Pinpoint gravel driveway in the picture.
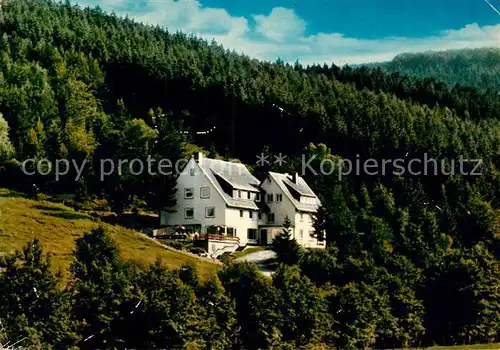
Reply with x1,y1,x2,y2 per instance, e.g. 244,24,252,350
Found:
234,249,277,277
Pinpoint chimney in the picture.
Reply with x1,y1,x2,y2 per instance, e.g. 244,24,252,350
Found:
196,152,203,163
293,172,299,184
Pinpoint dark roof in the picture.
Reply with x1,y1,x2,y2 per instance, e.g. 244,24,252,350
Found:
266,172,321,212
200,158,260,210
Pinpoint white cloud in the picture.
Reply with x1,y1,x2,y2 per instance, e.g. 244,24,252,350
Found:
132,0,249,38
253,7,306,42
74,0,500,65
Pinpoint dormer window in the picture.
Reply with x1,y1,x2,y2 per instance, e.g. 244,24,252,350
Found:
238,190,242,198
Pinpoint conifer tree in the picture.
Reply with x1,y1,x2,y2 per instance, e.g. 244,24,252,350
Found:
272,216,302,265
0,240,77,347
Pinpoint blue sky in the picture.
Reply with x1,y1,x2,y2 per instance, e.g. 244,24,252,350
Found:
76,0,500,65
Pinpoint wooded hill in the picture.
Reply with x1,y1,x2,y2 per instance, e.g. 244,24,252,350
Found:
0,0,499,348
367,48,500,92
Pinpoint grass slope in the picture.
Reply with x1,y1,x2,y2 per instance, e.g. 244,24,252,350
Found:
426,344,500,350
233,246,267,259
0,189,218,279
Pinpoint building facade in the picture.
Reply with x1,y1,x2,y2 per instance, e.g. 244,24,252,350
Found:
160,153,325,256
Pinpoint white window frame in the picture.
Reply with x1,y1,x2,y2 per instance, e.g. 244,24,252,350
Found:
184,188,194,199
185,208,194,219
268,213,275,223
205,207,215,218
200,187,210,199
276,194,283,202
247,228,257,240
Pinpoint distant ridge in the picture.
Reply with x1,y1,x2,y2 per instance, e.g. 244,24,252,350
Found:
361,48,500,92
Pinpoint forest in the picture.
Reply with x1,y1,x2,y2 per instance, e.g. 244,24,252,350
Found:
369,48,500,93
0,0,499,348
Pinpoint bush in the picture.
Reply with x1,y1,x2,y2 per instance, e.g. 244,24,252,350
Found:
189,247,207,255
169,241,186,251
219,252,233,265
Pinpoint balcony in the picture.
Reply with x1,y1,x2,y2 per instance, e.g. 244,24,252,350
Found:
198,234,240,243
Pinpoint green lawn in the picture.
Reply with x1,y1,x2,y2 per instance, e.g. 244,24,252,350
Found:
0,188,219,280
233,245,267,259
426,344,500,350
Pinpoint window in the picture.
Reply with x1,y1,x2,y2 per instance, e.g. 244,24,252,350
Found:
276,194,283,202
189,168,195,176
185,208,194,219
240,210,244,218
317,231,325,242
247,229,257,240
200,187,210,199
184,188,194,199
309,214,313,223
256,193,261,202
258,212,262,220
249,211,253,219
268,213,275,223
247,191,251,199
238,190,242,198
300,212,304,221
205,207,215,218
226,227,235,236
206,226,218,234
300,229,303,239
267,194,273,202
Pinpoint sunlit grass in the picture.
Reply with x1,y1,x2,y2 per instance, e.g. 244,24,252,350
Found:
233,246,267,259
0,188,219,280
425,344,500,350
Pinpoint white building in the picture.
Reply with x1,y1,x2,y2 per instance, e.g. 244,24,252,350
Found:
259,172,325,249
160,153,325,257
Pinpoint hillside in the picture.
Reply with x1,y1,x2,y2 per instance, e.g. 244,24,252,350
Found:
0,188,219,279
367,48,500,92
0,0,499,348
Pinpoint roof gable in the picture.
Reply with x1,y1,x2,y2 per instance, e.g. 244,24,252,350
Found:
197,157,260,210
264,172,321,212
